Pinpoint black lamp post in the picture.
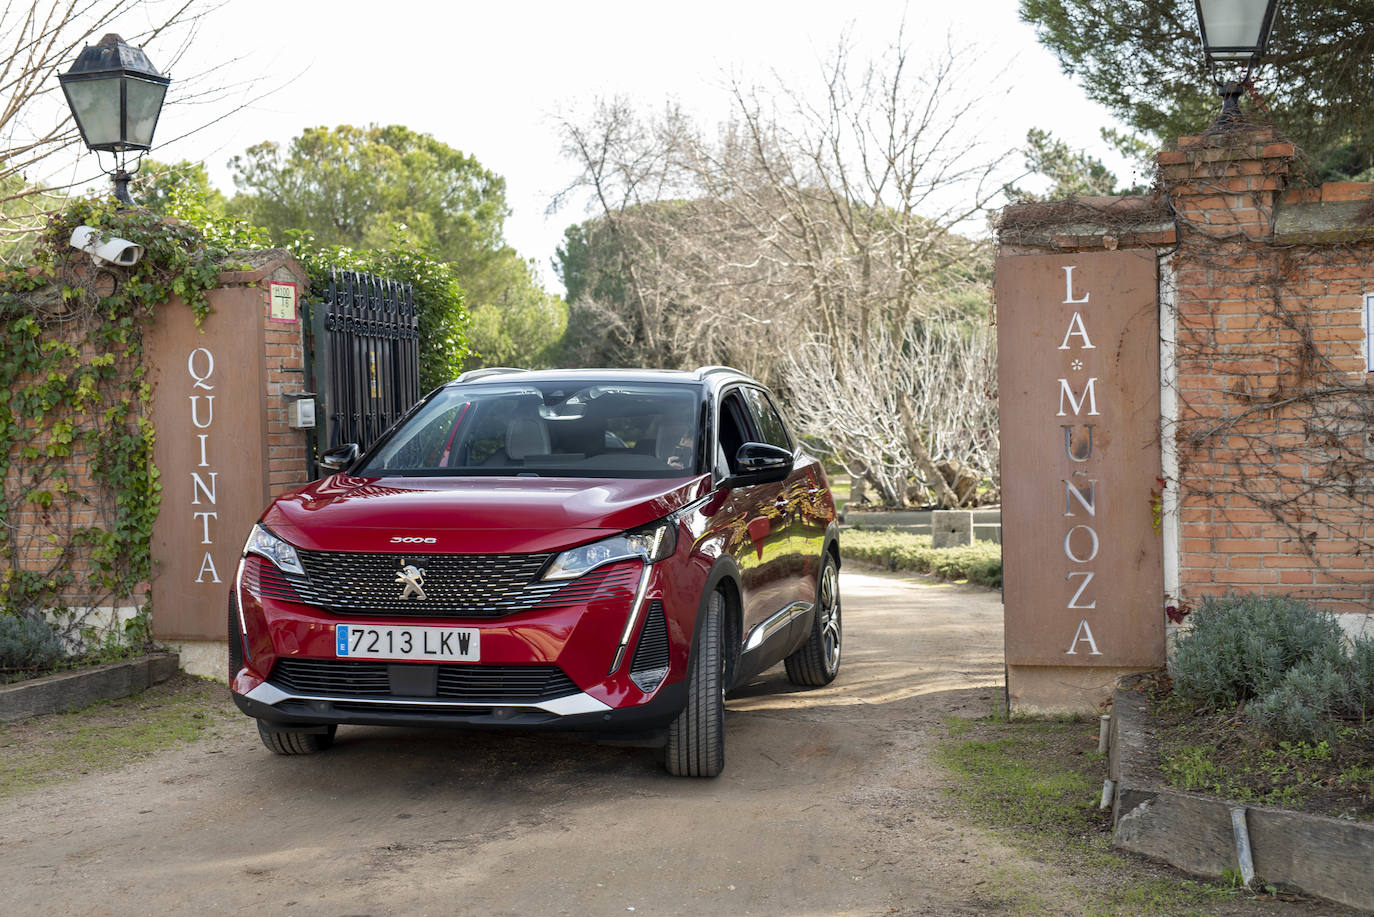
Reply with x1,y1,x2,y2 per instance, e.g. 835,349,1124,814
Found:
1194,0,1280,127
58,33,170,204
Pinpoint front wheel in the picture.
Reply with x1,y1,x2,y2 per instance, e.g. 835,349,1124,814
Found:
665,590,725,777
257,720,337,755
785,553,842,686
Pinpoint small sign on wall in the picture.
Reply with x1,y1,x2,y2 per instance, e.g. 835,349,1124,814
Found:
269,281,298,323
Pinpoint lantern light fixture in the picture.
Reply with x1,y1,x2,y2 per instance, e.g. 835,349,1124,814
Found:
57,33,170,204
1193,0,1280,127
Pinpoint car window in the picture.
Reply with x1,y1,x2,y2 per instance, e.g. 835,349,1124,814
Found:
716,390,754,475
741,387,792,452
359,382,703,479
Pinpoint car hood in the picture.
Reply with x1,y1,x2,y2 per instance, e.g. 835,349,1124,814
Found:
260,473,713,554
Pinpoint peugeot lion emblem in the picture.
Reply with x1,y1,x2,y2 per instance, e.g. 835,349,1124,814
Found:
395,559,427,600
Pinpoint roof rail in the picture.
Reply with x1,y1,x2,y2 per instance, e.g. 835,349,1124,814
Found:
693,365,746,380
455,367,528,383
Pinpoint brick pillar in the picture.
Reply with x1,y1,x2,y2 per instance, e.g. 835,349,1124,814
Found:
1159,128,1295,242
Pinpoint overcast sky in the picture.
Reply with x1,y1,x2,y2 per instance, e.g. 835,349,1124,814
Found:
72,0,1149,294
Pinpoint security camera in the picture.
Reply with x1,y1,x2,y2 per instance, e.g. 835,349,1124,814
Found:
70,225,143,267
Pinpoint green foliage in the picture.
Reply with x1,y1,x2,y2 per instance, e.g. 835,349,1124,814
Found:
146,161,269,253
0,172,64,264
129,160,228,219
0,198,226,652
229,124,536,312
1005,128,1127,203
1171,593,1345,708
1172,594,1374,743
223,123,564,383
1020,0,1374,180
283,229,471,391
0,613,63,672
840,529,1002,587
1161,736,1359,810
464,256,569,370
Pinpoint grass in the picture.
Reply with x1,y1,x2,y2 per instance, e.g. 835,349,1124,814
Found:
933,710,1334,915
841,528,1001,587
0,673,236,800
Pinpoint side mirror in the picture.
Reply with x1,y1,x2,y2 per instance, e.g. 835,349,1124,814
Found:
727,442,793,486
318,442,360,474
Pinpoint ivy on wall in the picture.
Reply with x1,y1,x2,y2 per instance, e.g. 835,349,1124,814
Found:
0,199,228,658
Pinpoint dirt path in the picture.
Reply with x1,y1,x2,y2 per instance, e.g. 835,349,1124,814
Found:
0,571,1278,915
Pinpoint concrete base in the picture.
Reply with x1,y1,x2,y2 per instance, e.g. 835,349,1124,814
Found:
1007,664,1155,715
166,640,228,683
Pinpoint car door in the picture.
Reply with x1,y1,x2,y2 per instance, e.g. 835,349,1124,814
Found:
714,387,796,646
738,386,815,610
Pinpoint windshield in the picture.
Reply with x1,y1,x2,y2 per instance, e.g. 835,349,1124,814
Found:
358,381,704,478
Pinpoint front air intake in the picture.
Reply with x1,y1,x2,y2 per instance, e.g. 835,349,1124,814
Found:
629,601,670,692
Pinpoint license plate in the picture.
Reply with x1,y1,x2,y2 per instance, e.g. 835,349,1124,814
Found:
335,624,479,661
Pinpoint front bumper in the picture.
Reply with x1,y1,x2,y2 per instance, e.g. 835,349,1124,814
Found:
231,550,698,735
233,677,687,733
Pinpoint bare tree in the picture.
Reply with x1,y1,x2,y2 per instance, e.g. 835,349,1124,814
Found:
0,1,251,255
785,312,998,507
554,34,1013,504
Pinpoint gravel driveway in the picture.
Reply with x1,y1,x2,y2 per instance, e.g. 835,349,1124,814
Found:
1,570,1063,916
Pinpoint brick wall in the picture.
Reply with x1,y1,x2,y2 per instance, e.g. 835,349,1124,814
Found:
1164,133,1374,618
3,251,314,652
1000,125,1374,634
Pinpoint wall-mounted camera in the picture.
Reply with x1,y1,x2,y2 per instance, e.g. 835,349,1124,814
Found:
70,225,143,267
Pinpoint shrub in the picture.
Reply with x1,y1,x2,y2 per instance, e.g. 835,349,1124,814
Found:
1173,594,1374,742
840,529,1001,588
1171,593,1345,708
1250,658,1351,742
0,613,65,672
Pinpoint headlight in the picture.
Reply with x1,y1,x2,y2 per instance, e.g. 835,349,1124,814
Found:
544,520,677,581
242,523,305,575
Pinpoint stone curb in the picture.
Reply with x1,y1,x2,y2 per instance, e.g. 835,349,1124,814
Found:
0,653,180,723
1108,686,1374,912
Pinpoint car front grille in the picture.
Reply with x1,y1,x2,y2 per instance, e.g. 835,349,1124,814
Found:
243,552,641,618
290,550,552,615
269,658,580,702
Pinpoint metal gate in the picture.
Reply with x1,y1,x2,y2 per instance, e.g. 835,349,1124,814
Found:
307,269,420,465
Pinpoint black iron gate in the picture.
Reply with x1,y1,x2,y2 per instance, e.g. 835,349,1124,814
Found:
307,269,420,466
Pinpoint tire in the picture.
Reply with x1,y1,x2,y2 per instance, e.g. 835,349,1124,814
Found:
665,590,725,777
785,553,842,687
257,720,336,755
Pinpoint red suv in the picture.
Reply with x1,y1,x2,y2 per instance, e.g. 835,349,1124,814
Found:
229,367,841,776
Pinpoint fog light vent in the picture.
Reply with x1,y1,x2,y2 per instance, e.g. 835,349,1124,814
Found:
629,601,670,692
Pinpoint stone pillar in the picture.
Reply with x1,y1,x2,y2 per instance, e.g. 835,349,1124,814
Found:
930,510,973,548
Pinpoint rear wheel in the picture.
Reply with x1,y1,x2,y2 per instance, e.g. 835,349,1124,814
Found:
665,590,725,777
785,553,842,686
257,720,337,755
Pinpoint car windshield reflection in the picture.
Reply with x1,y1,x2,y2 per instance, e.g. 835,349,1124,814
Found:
359,382,702,479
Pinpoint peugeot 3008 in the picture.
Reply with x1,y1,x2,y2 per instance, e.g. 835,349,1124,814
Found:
229,366,841,776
